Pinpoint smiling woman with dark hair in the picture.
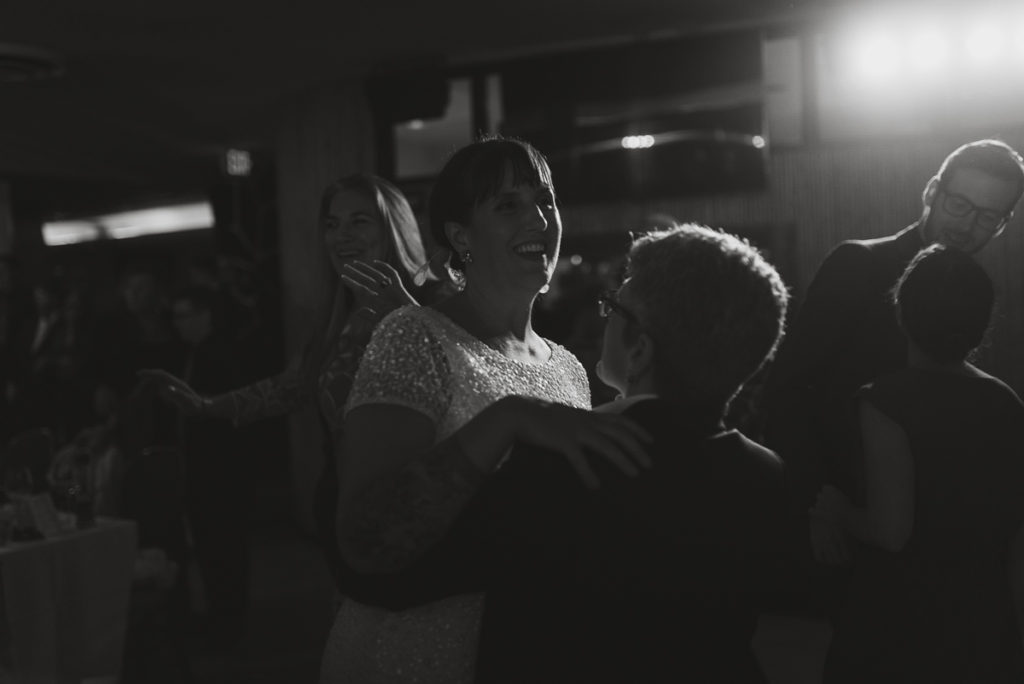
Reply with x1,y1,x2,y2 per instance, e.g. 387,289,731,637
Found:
813,245,1024,683
320,137,649,683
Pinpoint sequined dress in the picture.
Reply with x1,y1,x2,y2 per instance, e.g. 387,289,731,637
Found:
319,305,591,684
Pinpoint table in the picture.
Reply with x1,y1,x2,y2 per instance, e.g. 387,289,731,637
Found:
0,518,137,684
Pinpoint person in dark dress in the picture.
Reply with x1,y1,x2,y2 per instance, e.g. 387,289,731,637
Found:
812,245,1024,683
338,224,794,683
762,140,1024,511
758,139,1024,614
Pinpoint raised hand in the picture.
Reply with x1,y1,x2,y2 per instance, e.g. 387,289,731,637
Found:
341,260,418,315
137,368,208,415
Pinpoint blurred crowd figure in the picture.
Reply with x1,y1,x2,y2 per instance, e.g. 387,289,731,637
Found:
0,251,282,656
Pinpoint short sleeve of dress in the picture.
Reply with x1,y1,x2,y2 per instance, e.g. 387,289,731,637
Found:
346,306,452,425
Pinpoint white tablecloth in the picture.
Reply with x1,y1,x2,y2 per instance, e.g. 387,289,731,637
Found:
0,518,137,684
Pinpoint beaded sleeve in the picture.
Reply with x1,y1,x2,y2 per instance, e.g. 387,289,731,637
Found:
345,306,452,424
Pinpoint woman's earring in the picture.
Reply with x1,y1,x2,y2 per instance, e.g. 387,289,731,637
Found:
462,251,473,266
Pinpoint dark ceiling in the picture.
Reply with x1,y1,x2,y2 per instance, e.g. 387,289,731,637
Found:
1,0,841,215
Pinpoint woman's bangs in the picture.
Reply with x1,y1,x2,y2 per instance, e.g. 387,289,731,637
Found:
467,142,553,206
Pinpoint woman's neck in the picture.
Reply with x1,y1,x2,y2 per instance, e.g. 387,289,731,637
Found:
907,343,972,376
438,286,550,364
444,284,536,340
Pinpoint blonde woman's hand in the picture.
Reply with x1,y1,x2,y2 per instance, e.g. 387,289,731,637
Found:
137,369,208,415
342,260,417,316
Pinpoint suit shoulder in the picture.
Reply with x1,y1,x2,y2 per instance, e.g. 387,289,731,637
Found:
821,239,880,267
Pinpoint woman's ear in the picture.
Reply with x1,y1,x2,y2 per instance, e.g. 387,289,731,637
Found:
444,221,470,257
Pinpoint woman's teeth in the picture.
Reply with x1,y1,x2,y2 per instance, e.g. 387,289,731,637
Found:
514,242,546,255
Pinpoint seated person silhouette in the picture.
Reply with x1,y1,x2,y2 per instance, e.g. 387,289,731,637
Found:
338,224,793,684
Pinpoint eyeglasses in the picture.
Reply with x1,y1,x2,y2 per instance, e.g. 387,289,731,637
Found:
597,290,642,326
938,189,1011,233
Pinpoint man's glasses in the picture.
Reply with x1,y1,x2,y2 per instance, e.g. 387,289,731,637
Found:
597,290,642,326
939,190,1011,233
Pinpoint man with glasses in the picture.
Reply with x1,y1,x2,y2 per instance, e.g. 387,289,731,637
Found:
759,139,1024,601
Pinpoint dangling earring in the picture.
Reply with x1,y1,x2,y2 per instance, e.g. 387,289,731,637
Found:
462,250,473,266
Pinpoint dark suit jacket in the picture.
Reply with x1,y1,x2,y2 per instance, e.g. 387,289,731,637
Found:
345,398,789,684
760,224,924,508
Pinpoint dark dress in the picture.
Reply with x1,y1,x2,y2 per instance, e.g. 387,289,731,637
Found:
824,368,1024,684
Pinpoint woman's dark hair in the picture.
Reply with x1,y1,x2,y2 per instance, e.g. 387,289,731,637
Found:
428,136,553,270
895,245,994,363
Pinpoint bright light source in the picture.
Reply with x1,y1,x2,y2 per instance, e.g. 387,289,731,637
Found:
751,135,766,149
965,23,1003,65
225,149,252,177
569,254,583,266
41,220,100,246
847,29,901,87
621,134,655,149
407,119,425,130
102,203,214,240
907,28,949,75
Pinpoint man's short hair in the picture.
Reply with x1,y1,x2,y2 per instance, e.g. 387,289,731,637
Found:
935,139,1024,203
624,224,789,406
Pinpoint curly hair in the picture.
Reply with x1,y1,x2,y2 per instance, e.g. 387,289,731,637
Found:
623,223,789,406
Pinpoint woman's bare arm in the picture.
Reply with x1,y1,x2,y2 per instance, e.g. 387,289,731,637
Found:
814,400,914,552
